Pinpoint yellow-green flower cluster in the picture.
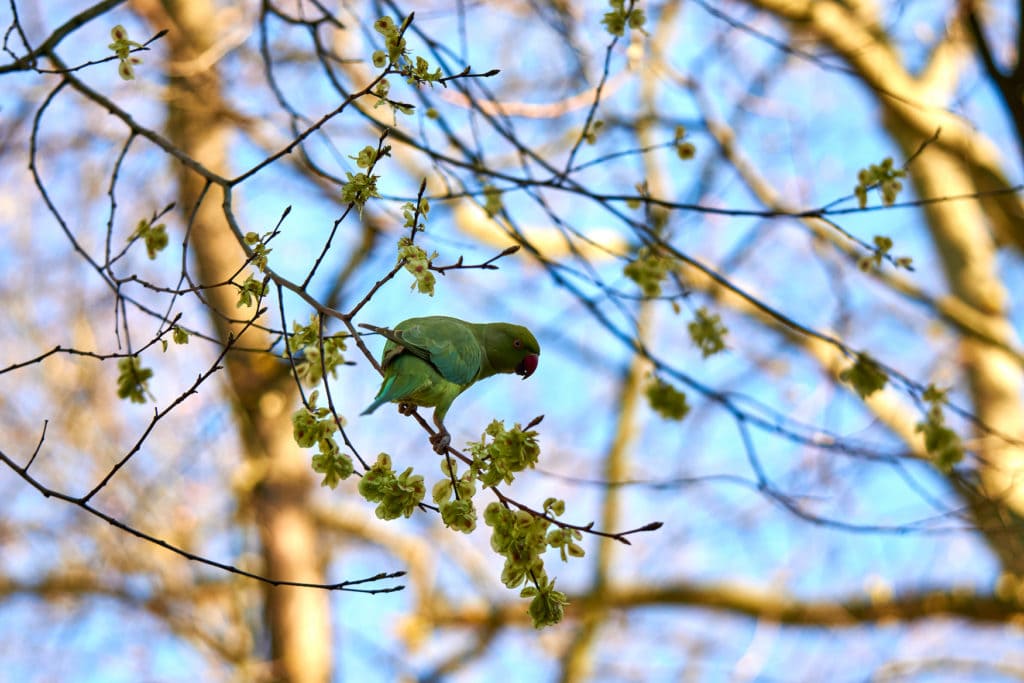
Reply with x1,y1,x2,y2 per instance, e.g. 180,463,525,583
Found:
623,246,672,298
358,453,426,520
293,391,353,489
284,315,347,386
131,217,167,259
915,385,964,472
645,378,689,421
108,25,143,80
688,307,728,358
116,356,152,403
854,157,906,208
601,0,646,36
839,352,888,400
467,419,541,486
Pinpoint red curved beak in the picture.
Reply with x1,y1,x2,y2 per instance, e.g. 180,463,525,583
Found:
516,354,538,379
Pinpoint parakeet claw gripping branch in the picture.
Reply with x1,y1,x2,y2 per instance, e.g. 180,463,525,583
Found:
360,316,540,454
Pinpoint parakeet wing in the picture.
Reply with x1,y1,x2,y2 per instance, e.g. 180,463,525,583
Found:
391,317,482,386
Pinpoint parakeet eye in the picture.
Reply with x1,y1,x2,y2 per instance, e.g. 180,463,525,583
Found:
513,338,523,349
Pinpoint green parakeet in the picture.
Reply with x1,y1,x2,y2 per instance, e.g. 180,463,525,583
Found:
360,316,540,453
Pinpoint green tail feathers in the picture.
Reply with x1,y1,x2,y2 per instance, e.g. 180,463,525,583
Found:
361,375,396,415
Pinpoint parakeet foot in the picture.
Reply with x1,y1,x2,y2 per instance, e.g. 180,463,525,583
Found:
398,402,415,416
430,430,451,454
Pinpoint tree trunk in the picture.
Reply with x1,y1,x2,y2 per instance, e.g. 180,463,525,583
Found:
134,1,332,679
745,0,1024,572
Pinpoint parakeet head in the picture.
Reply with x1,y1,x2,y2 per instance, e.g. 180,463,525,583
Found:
482,322,540,380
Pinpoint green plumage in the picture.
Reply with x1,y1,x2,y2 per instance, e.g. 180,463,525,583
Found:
361,316,540,452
